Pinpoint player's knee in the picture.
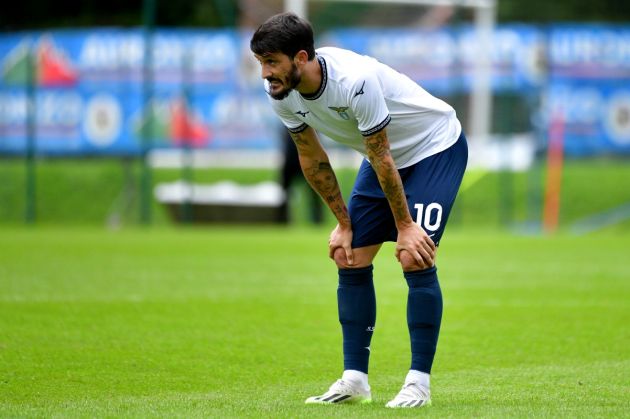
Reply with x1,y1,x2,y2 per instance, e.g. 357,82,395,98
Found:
399,249,431,272
333,247,351,268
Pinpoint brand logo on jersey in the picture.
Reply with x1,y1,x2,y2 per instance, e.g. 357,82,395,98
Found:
328,106,350,120
354,81,366,97
295,110,310,117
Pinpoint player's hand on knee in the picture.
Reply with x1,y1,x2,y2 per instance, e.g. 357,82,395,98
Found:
332,247,354,268
397,249,434,271
395,223,436,268
328,224,355,266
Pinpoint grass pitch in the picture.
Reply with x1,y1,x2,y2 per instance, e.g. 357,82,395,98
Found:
0,227,628,417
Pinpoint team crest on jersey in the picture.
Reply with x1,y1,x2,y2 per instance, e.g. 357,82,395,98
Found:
328,106,350,120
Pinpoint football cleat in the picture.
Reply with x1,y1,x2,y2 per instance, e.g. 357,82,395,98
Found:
305,379,372,405
385,381,431,408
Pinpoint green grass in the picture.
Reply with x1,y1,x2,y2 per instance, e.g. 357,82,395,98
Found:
1,227,628,417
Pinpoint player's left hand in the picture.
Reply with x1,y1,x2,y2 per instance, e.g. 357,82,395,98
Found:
395,223,436,268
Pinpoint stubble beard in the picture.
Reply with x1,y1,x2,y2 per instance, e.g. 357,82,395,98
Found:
268,63,301,101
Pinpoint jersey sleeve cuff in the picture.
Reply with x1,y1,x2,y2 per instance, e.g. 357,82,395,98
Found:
287,123,309,134
361,115,391,136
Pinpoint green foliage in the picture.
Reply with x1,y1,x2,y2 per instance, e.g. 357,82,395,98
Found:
3,0,630,31
498,0,630,23
0,227,628,417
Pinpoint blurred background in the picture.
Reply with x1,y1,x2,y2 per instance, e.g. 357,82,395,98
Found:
1,0,629,233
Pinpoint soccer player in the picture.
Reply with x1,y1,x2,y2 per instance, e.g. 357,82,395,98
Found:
250,13,467,408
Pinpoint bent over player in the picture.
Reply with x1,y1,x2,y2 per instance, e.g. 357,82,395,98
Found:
251,13,467,408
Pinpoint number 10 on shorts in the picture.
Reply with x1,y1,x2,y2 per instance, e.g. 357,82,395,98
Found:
414,203,443,232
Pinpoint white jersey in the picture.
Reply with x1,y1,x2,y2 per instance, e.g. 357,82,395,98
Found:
267,47,462,169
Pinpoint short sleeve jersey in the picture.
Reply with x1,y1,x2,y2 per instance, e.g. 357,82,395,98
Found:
267,47,462,169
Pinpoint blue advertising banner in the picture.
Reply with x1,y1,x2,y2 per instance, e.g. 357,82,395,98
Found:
546,81,630,155
0,29,279,155
458,24,545,93
547,25,630,155
1,25,630,157
322,25,545,94
320,28,460,94
548,25,630,80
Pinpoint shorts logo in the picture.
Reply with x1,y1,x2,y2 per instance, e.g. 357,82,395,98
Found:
328,106,350,120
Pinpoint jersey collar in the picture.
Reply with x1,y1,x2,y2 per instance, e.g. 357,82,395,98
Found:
300,55,327,101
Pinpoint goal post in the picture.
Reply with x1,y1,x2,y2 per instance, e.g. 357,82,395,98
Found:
284,0,497,143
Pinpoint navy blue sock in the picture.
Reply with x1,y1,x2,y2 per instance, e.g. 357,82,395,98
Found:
337,265,376,374
404,266,443,373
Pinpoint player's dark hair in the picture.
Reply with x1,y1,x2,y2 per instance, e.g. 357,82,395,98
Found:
250,12,316,60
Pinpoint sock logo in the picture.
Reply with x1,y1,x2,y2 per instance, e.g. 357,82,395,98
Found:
366,326,375,332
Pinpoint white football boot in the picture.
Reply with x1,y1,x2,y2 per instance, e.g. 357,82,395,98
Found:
385,381,431,408
305,378,372,405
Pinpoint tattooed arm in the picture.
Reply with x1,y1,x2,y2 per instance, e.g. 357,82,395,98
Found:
289,126,349,226
289,127,355,265
364,128,436,268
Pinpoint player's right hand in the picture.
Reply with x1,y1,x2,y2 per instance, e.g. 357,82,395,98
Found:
328,224,354,266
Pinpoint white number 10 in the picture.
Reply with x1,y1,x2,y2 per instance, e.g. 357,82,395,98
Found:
414,203,443,232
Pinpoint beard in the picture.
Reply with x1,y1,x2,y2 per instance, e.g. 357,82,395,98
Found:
267,63,301,100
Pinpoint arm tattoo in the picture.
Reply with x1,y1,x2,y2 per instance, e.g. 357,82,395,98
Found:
303,160,348,221
289,131,310,151
289,130,350,224
365,130,412,225
364,130,390,160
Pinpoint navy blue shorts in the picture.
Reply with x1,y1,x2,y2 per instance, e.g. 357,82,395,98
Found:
349,132,468,248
